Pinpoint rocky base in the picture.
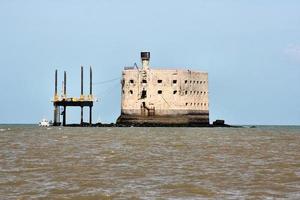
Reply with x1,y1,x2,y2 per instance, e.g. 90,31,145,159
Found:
116,114,210,127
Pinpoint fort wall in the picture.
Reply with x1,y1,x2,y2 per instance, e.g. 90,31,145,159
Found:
117,52,209,126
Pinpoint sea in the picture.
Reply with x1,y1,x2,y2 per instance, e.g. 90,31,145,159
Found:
0,125,299,199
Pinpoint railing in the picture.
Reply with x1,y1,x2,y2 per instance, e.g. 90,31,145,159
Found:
53,95,95,102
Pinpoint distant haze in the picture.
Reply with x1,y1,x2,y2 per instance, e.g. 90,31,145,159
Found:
0,0,299,125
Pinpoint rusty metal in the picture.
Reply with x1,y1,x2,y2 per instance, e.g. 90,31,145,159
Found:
53,67,94,126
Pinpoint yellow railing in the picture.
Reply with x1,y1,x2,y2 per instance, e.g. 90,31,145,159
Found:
53,95,94,102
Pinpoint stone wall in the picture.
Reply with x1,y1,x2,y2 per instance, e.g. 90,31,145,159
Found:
117,67,210,126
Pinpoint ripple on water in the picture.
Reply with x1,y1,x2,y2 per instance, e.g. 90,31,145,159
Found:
0,126,300,199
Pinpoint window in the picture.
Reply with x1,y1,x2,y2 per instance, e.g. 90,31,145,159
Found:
197,81,199,84
203,81,206,84
190,80,192,84
157,80,162,83
142,79,147,83
185,91,188,95
173,90,177,94
197,103,199,106
200,81,202,84
193,81,195,84
204,91,206,94
141,90,147,99
158,90,162,94
185,80,188,84
194,91,196,94
186,103,188,106
172,80,177,84
129,79,134,84
190,103,193,106
197,91,199,95
190,91,192,95
129,90,133,95
204,103,206,106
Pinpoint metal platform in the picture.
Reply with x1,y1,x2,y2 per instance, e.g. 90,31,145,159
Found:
52,66,94,126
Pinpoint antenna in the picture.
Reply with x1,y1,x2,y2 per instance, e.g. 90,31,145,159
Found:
134,62,139,70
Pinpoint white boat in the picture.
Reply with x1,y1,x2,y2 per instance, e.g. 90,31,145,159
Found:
39,119,51,127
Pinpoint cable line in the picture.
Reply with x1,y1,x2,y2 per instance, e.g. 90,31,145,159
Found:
93,77,120,85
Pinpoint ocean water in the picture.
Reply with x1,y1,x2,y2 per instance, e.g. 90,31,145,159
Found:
0,125,300,199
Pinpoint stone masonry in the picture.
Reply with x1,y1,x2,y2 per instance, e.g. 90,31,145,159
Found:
116,52,209,126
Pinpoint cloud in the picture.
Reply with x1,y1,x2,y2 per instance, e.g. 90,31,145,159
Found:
284,44,300,62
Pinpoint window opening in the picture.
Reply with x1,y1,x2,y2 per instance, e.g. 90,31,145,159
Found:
141,90,147,99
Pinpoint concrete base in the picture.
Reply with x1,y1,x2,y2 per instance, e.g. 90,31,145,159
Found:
116,113,209,127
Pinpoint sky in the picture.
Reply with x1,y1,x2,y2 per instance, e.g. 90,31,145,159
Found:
0,0,299,125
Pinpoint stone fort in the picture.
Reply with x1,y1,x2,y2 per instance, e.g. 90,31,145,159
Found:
117,52,209,126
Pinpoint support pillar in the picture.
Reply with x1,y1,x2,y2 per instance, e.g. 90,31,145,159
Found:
54,106,57,126
55,70,58,97
89,66,93,126
89,106,92,126
63,106,66,126
81,106,83,126
53,70,58,126
64,71,67,97
81,66,83,97
90,66,92,96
